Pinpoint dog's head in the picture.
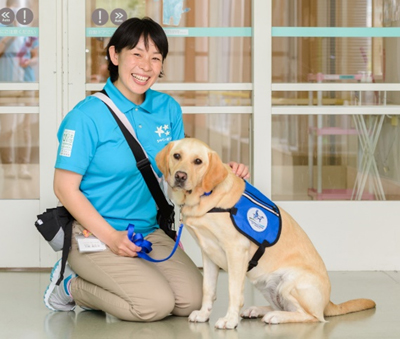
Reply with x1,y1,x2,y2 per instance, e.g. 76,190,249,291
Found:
156,138,229,193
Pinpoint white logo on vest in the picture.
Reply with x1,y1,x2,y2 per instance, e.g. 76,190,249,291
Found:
247,207,268,233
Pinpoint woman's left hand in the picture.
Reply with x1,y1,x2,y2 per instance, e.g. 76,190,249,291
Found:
228,161,250,180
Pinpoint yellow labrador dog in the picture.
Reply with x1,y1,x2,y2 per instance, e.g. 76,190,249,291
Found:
156,138,375,329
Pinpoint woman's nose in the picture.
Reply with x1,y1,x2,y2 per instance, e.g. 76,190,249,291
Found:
139,58,151,71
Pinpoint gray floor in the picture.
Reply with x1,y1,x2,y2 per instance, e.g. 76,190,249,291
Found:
0,270,399,339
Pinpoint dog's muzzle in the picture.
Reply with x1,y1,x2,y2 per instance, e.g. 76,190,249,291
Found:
174,171,187,188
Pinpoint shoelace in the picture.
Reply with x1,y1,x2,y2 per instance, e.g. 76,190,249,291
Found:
127,223,184,262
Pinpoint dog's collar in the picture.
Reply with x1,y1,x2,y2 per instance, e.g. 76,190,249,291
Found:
202,191,235,213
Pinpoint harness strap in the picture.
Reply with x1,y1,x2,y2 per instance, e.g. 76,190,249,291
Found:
247,240,269,272
206,207,269,272
207,207,232,213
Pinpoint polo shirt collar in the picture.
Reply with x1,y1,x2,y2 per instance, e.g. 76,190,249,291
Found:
140,89,155,113
103,78,154,114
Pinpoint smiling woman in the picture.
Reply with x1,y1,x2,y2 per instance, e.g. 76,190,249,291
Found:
108,39,162,103
106,17,167,104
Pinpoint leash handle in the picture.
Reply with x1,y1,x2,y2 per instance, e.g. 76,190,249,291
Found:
127,224,184,263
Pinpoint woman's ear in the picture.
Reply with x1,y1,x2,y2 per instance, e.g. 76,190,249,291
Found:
159,65,164,78
109,46,119,66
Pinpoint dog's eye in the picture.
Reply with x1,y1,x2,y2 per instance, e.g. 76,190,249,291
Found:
194,158,202,165
173,153,181,160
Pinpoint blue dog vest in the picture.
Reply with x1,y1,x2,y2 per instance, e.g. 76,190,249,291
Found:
208,181,282,271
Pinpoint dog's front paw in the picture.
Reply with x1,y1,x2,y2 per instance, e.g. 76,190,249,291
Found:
214,315,239,329
188,310,210,323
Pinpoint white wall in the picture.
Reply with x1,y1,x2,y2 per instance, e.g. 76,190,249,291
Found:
279,201,400,271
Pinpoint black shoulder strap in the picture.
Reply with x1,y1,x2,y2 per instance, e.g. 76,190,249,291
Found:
53,206,74,285
56,218,73,285
99,90,175,230
247,240,269,272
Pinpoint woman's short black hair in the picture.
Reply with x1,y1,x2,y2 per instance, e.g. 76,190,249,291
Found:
106,17,169,82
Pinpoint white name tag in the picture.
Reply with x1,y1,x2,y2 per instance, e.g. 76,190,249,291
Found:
75,234,107,252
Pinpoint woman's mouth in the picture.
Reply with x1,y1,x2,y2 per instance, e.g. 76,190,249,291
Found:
132,74,150,84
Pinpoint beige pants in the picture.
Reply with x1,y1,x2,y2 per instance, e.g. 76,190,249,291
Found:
68,222,203,322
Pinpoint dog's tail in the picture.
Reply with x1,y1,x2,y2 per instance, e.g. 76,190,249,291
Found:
324,299,376,317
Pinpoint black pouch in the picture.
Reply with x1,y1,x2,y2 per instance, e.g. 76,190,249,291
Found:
35,206,73,251
35,206,74,285
156,204,176,240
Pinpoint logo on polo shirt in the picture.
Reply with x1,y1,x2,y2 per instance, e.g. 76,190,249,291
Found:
60,129,75,157
155,124,172,143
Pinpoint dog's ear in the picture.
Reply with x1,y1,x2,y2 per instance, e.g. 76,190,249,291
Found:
156,142,173,179
202,151,229,192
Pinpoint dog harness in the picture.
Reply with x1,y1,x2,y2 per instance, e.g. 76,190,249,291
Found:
208,181,282,271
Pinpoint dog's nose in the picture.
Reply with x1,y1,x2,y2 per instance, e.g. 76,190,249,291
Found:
175,171,187,184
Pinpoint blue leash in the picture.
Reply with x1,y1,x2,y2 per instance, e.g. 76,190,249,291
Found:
127,223,184,262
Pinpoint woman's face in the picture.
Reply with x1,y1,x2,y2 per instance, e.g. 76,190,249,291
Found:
110,35,163,104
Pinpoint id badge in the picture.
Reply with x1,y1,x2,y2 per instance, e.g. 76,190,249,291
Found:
75,234,107,252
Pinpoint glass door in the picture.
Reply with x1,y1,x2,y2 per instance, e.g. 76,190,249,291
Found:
0,0,59,267
267,0,400,270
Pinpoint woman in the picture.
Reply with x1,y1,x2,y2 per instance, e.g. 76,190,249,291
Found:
44,17,249,321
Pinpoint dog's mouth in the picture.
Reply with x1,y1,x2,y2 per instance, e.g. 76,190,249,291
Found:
172,182,192,195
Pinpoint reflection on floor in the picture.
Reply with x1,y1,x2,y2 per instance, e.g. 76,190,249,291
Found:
0,270,398,338
0,163,39,199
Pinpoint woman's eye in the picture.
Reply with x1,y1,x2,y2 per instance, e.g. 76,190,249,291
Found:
173,153,181,160
194,158,202,165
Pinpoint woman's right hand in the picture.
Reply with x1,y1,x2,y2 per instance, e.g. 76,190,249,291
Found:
54,169,143,258
108,230,142,257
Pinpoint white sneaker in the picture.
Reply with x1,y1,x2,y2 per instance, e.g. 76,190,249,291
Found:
44,259,77,311
18,164,32,179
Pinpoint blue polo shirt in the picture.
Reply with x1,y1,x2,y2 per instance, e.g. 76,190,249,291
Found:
55,78,184,235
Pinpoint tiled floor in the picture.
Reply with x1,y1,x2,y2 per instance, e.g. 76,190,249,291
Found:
1,270,399,338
